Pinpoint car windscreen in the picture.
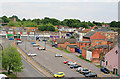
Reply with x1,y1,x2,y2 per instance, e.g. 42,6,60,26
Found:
83,69,88,71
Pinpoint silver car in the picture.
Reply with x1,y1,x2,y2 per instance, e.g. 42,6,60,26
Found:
55,54,62,57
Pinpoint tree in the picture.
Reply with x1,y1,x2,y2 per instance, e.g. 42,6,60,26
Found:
9,15,21,22
1,16,10,23
8,21,18,27
2,45,23,74
70,36,75,39
23,21,37,27
94,27,98,29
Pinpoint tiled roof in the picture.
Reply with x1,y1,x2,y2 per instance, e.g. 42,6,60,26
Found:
67,45,79,48
94,45,108,49
83,31,96,38
81,29,91,33
78,41,91,43
56,38,76,44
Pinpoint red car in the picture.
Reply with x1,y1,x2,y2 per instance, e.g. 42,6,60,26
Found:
16,38,21,41
64,60,69,64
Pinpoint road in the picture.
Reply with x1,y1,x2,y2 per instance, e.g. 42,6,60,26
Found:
19,40,84,77
1,38,44,77
37,41,111,77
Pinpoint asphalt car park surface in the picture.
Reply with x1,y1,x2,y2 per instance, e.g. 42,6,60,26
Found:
37,41,111,77
18,40,85,77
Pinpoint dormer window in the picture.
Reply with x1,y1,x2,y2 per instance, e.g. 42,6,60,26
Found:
115,50,118,54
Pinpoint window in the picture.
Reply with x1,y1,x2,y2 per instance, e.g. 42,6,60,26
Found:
106,33,107,36
81,43,83,46
85,43,87,46
106,61,108,66
111,34,113,36
103,33,104,35
31,29,35,31
116,50,118,54
96,42,98,44
89,44,91,46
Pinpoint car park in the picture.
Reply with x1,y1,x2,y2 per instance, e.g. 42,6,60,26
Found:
67,61,76,66
9,38,14,40
69,64,77,69
85,73,97,77
37,47,45,50
28,53,37,57
55,54,62,57
64,60,69,64
79,68,91,75
69,64,82,69
54,72,65,78
100,67,110,74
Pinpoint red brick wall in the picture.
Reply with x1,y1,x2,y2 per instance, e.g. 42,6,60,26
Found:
82,49,87,59
58,42,76,49
78,42,90,50
91,40,107,47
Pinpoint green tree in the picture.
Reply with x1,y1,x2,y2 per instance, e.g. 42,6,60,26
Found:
9,15,21,22
23,21,37,27
2,16,10,23
8,21,18,27
70,36,75,39
2,45,23,74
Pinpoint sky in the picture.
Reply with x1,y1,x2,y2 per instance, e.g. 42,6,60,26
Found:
0,0,119,23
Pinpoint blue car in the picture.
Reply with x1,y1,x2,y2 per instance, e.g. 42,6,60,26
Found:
31,42,36,44
9,38,14,40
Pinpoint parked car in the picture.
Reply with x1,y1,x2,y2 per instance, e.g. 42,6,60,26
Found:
33,44,39,47
16,38,21,41
64,60,69,64
31,42,36,44
79,68,91,75
67,61,76,66
85,73,97,77
37,47,45,50
17,41,22,45
70,64,81,69
76,67,83,72
9,38,14,40
28,53,37,57
54,72,65,78
100,67,110,74
51,44,55,47
55,54,62,57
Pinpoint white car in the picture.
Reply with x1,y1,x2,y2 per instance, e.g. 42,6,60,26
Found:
76,67,83,72
55,54,62,57
67,61,76,66
37,47,45,50
28,53,37,57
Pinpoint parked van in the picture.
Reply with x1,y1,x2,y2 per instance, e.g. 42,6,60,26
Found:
0,74,8,79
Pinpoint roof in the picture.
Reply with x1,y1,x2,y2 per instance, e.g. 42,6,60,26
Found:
56,38,76,44
83,31,97,38
93,28,112,32
56,39,66,44
78,41,91,43
81,29,91,33
94,45,108,49
67,45,79,48
66,39,76,44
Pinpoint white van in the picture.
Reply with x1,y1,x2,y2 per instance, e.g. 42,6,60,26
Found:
0,74,8,79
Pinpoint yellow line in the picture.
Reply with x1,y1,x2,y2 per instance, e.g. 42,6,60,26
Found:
14,41,53,77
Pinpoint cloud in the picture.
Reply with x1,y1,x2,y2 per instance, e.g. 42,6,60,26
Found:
1,2,118,22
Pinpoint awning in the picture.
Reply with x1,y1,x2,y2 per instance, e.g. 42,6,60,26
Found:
7,34,13,36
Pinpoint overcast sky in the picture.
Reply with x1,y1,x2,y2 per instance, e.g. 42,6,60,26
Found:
0,0,119,23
